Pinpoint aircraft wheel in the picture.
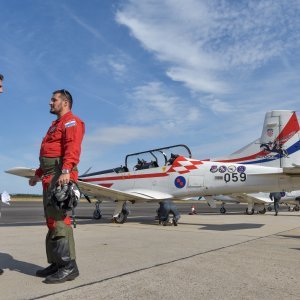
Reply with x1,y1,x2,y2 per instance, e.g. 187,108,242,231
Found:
113,205,129,224
113,212,128,224
246,208,254,215
93,209,102,220
267,206,272,212
220,207,226,214
288,206,291,211
294,205,300,212
258,207,266,214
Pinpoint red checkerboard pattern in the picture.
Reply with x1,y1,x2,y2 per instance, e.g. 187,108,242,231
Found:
167,156,203,174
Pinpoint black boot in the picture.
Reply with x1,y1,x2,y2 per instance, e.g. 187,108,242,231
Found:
0,269,3,275
44,260,79,284
36,264,58,277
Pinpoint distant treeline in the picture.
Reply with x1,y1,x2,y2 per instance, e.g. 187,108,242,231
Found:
11,194,42,198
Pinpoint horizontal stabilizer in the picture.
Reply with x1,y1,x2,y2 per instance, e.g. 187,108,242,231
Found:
5,167,36,178
228,193,273,204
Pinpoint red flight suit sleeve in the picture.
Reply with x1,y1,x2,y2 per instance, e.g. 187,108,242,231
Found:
62,118,85,171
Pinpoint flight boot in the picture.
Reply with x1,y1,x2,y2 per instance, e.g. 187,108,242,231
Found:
0,268,3,275
36,263,58,277
44,260,79,284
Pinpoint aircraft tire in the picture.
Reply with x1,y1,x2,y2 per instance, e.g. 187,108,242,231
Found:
113,211,128,224
246,208,254,215
220,207,226,214
93,210,102,220
294,206,300,212
267,206,272,212
258,207,266,214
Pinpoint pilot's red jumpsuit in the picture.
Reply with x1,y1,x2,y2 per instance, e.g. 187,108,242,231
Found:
35,111,85,265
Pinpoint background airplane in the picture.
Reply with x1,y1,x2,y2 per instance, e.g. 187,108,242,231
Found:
198,191,300,214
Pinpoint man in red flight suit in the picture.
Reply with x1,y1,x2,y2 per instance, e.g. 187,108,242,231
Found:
29,89,85,284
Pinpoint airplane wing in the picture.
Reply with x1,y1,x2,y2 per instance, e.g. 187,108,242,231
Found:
5,168,173,203
228,193,273,204
5,167,36,178
77,180,173,202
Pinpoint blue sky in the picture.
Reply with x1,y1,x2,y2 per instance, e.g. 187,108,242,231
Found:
0,0,300,194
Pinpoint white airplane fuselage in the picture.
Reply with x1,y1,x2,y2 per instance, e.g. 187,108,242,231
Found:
80,158,299,201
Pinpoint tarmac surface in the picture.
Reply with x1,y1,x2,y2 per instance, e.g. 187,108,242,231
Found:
0,201,299,299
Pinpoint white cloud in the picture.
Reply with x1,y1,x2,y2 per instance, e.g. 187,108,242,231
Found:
127,81,201,129
85,125,159,146
108,59,126,76
82,81,202,156
116,0,300,95
88,52,129,78
200,97,233,114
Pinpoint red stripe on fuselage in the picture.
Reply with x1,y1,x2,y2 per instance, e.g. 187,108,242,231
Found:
81,172,169,183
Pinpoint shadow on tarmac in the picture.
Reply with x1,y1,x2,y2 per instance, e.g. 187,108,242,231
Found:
0,252,42,276
188,223,265,231
278,234,300,239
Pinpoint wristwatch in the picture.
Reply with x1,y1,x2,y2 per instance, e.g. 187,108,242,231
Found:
61,169,70,174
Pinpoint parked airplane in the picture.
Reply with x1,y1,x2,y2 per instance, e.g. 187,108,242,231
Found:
200,191,300,214
6,111,300,224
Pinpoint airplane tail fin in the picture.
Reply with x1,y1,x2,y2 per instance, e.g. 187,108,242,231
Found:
213,110,300,168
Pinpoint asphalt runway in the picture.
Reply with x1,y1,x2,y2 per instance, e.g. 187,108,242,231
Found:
0,200,252,226
0,200,299,299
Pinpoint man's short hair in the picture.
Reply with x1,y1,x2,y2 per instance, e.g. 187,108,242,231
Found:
0,74,4,81
53,89,73,109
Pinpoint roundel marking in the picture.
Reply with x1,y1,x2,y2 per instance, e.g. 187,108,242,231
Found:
174,176,186,188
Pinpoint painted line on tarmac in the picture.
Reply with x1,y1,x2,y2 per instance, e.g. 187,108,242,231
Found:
29,225,300,300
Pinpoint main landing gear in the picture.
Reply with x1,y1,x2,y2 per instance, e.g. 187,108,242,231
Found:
93,200,130,224
246,208,254,215
112,201,130,224
220,205,226,214
288,204,300,212
245,204,266,215
258,207,266,214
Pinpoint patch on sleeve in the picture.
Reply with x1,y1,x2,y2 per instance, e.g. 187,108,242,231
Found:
65,120,76,128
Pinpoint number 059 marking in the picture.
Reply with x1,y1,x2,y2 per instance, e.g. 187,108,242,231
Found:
224,172,246,183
